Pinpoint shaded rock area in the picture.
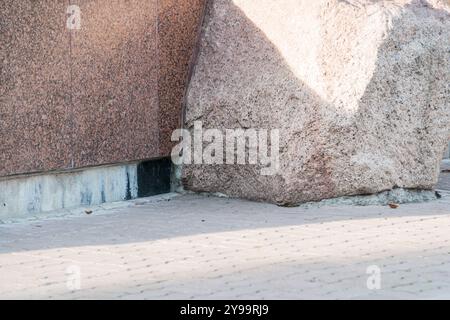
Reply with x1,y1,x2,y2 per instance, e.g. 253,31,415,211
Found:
184,0,450,205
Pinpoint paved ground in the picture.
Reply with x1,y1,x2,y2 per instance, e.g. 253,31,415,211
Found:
1,176,450,299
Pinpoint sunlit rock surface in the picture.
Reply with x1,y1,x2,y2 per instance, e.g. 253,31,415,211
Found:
183,0,450,205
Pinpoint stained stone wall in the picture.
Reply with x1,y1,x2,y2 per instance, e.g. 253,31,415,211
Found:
0,0,205,178
1,1,74,177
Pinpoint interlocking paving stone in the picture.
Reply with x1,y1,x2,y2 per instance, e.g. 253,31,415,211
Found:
1,190,450,299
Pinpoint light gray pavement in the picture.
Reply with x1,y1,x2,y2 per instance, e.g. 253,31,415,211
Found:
1,181,450,299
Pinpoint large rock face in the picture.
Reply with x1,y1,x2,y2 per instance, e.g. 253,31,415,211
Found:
183,0,450,205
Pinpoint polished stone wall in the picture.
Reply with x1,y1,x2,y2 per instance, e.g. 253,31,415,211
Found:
1,1,73,177
0,0,206,178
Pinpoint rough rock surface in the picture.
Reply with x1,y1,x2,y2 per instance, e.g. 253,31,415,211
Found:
183,0,450,205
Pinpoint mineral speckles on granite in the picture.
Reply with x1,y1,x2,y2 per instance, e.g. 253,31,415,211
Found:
158,0,207,156
0,0,73,176
184,0,450,205
1,0,205,177
70,0,160,168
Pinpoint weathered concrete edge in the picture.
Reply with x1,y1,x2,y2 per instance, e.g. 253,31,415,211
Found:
0,159,173,219
0,163,138,219
183,188,441,208
0,192,180,225
299,188,441,209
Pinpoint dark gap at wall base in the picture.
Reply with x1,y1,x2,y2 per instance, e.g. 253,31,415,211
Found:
137,158,172,198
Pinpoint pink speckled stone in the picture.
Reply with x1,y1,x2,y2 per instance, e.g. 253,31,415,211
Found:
0,1,73,176
1,0,206,177
158,0,207,155
71,0,160,168
183,0,450,205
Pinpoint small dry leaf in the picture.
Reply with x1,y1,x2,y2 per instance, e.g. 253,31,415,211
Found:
388,203,399,209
